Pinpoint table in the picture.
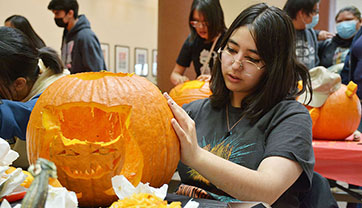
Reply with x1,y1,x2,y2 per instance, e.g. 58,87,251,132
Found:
313,135,362,186
166,193,270,208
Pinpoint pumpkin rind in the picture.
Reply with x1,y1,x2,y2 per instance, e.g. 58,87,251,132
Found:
26,72,180,207
169,79,212,107
312,83,361,139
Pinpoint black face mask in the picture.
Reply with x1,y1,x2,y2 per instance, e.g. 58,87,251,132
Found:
54,18,68,28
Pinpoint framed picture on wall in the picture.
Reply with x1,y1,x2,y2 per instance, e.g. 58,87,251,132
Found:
152,49,157,77
134,48,148,76
100,43,110,70
115,45,130,73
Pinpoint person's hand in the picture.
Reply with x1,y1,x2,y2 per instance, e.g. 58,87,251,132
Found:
171,73,189,85
196,74,211,82
318,30,335,41
163,92,201,166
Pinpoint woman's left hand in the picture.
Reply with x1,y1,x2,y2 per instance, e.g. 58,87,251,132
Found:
163,92,201,166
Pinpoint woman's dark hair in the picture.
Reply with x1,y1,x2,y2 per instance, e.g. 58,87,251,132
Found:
210,3,312,123
335,6,361,22
5,15,46,49
48,0,79,19
189,0,226,42
283,0,320,19
0,26,64,99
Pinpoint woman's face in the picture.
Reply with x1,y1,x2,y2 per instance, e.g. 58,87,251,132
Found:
191,10,208,39
220,26,264,98
336,11,361,32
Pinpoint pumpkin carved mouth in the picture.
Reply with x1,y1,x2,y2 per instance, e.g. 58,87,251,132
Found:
42,103,131,179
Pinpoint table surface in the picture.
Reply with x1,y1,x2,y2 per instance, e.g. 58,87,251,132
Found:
166,193,270,208
313,134,362,186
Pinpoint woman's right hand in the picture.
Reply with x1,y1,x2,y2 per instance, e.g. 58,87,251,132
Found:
170,72,189,85
163,92,201,166
170,64,189,85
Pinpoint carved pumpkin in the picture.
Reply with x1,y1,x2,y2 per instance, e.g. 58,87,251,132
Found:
308,82,361,140
169,78,212,107
26,72,180,207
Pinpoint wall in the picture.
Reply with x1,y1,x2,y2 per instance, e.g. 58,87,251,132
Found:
0,0,158,84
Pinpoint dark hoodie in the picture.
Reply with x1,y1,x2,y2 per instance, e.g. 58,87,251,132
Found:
61,15,106,73
318,34,353,68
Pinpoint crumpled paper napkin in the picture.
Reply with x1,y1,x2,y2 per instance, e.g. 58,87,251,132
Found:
0,138,26,198
0,138,19,166
112,175,199,208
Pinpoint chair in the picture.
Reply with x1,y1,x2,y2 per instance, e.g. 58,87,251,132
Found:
299,171,338,208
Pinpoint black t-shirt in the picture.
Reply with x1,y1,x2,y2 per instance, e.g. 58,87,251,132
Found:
176,34,224,77
180,98,315,207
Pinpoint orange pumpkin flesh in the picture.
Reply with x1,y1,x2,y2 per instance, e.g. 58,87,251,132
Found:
169,79,212,107
27,72,180,207
311,82,361,140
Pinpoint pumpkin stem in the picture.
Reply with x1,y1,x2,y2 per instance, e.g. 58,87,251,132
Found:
346,81,358,98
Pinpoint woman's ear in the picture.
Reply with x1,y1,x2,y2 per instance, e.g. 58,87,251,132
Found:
13,77,27,91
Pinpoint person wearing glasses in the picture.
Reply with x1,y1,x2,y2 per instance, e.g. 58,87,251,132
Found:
170,0,226,85
163,3,331,207
283,0,321,69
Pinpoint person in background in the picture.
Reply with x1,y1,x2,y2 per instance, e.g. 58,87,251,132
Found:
0,26,69,169
283,0,320,69
164,3,321,207
47,0,106,73
170,0,226,85
4,15,46,49
318,6,361,71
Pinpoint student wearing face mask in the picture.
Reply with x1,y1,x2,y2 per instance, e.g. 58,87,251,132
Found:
318,6,361,71
47,0,106,74
283,0,320,70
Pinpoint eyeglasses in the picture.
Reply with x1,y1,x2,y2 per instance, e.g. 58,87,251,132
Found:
218,48,264,71
190,21,207,28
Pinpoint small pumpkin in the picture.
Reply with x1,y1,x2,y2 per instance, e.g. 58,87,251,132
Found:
308,81,361,140
169,78,212,107
26,72,180,207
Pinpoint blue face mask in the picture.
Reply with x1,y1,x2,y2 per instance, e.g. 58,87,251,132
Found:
306,14,319,29
336,20,357,39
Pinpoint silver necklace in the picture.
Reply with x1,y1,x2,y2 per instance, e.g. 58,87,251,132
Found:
225,105,244,138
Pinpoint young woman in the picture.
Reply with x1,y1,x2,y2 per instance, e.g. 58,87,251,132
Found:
5,15,46,49
0,26,69,168
165,3,315,207
170,0,226,85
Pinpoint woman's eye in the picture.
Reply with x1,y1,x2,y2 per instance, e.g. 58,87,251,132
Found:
247,56,261,64
226,46,238,54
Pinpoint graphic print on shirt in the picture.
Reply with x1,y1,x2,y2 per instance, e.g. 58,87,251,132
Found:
296,38,315,68
187,133,256,184
199,49,217,75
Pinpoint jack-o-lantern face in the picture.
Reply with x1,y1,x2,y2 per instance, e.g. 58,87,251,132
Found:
27,72,179,207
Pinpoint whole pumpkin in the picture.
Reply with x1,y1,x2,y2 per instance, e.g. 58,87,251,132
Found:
309,82,361,139
26,72,180,207
169,78,212,107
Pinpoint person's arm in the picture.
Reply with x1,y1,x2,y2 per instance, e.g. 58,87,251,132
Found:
164,93,304,205
170,64,189,85
0,96,39,141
